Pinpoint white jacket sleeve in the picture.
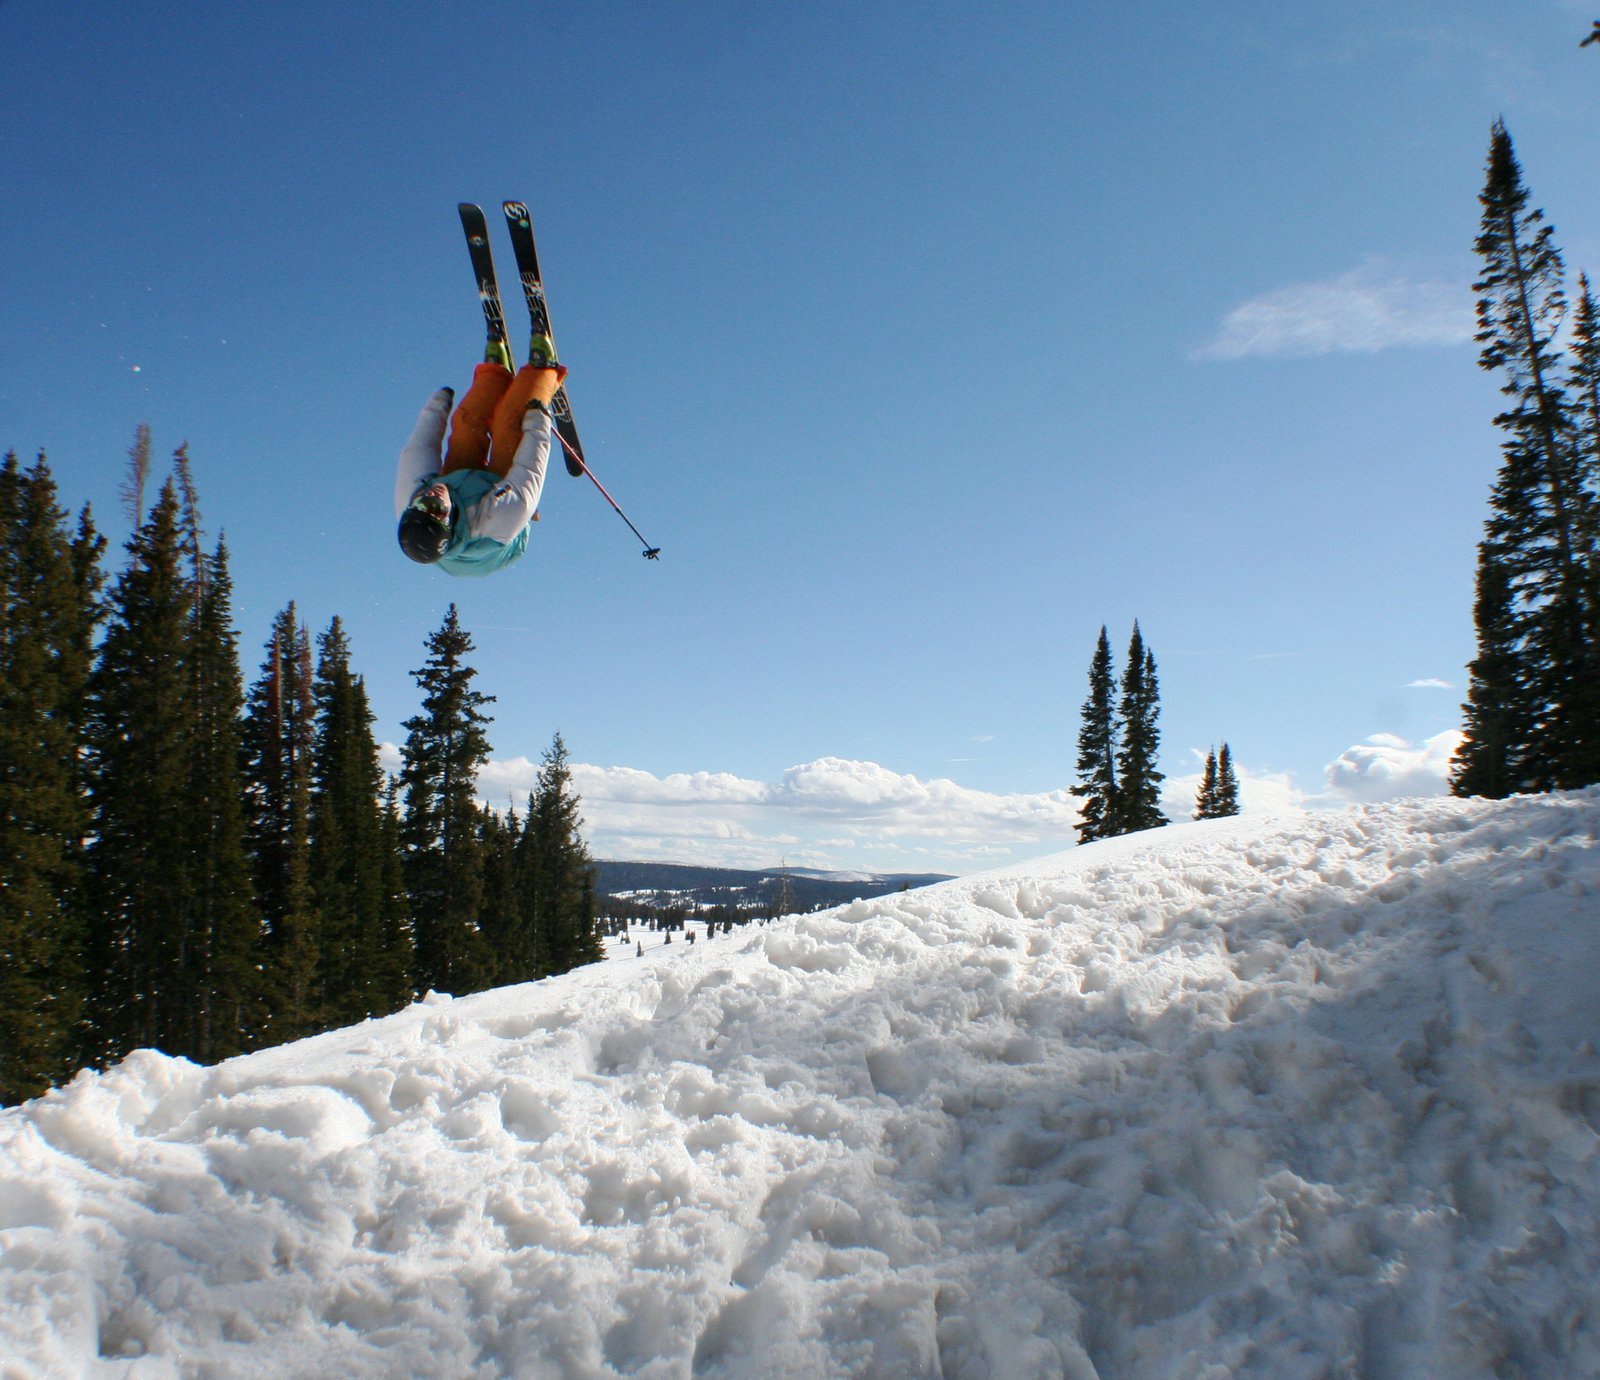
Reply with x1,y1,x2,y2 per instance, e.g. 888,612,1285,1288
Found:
395,388,454,517
466,403,552,543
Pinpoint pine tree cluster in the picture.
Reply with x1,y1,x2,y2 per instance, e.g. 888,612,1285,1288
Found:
1194,745,1241,821
1454,123,1600,797
0,443,600,1105
1073,623,1185,843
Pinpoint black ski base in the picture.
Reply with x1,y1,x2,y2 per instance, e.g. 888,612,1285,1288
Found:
502,201,586,476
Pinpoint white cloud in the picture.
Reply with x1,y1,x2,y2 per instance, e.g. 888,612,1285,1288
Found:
1404,678,1454,690
1320,730,1463,804
567,757,1083,872
378,732,1464,875
1164,731,1465,821
1196,262,1473,360
395,750,1084,875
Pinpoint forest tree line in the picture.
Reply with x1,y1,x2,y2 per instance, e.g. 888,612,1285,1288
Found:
1,436,599,1105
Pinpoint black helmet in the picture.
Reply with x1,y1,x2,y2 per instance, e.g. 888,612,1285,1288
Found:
398,485,453,564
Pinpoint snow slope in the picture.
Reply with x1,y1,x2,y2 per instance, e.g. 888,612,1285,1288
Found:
3,792,1598,1378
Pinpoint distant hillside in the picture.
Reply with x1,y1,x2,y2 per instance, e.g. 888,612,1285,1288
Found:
593,859,954,915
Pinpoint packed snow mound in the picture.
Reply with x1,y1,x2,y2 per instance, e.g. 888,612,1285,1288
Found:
3,793,1599,1378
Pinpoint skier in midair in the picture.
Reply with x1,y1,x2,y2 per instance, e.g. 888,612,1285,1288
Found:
394,353,569,575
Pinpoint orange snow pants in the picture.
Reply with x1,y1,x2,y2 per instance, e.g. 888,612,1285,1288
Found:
442,362,550,478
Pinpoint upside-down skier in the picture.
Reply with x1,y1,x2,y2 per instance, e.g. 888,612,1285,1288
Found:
394,353,568,575
396,200,657,570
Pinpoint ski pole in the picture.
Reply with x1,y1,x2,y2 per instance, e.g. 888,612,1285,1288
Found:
553,429,661,559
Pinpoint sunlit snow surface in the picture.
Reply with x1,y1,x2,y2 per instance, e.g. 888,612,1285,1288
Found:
3,793,1599,1378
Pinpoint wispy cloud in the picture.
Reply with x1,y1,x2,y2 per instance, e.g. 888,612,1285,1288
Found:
1196,262,1473,361
1404,677,1454,690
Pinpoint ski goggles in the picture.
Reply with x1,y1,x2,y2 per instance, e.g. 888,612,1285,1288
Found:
409,485,452,525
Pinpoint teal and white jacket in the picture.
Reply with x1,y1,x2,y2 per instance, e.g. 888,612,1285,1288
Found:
394,388,551,577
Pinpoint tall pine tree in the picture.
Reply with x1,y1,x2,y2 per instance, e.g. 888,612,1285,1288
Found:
479,803,524,984
1454,548,1526,798
1214,744,1241,817
241,603,319,1043
375,777,415,1009
523,734,601,977
83,479,197,1063
183,536,257,1062
1073,627,1119,844
1561,274,1600,787
1113,623,1167,834
1194,749,1219,821
1195,744,1241,820
0,452,104,1102
401,605,495,994
1455,122,1600,794
309,618,393,1025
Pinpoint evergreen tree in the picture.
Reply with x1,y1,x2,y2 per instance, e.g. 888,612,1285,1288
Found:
508,795,543,979
1453,546,1528,797
374,777,416,1010
1456,121,1600,794
172,444,204,583
518,735,601,977
1114,623,1167,833
1569,277,1600,483
1073,627,1119,843
241,603,319,1043
120,424,152,530
0,452,104,1102
183,538,257,1062
83,479,196,1063
768,860,798,920
478,803,523,984
1561,275,1600,786
309,618,392,1025
1214,743,1241,817
401,605,494,994
1194,748,1219,821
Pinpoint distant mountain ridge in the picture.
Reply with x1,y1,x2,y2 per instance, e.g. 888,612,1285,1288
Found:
593,859,954,913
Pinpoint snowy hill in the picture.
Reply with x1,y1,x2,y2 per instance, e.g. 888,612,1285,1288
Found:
3,792,1598,1378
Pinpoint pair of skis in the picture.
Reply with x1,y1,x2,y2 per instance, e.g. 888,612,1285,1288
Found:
458,202,659,558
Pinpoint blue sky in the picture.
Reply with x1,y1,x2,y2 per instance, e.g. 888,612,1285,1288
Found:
4,1,1598,873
